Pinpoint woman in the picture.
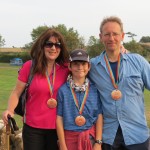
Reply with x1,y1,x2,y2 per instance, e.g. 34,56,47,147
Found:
2,29,69,150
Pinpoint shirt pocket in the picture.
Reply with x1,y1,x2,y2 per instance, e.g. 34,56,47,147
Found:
123,74,143,96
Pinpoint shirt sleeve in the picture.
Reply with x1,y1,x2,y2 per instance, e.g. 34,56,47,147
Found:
57,88,63,116
140,55,150,90
18,60,32,83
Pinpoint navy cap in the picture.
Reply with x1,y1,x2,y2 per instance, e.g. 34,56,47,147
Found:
69,49,89,62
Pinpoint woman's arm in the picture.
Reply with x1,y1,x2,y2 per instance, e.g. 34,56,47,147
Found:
2,79,26,124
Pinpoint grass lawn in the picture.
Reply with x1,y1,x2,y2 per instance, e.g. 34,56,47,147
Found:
144,90,150,127
0,63,23,127
0,63,150,128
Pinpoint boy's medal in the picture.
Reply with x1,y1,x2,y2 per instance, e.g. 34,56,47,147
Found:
75,115,86,126
70,82,89,126
46,64,57,108
104,53,122,100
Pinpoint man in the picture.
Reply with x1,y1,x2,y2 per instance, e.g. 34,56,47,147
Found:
89,16,150,150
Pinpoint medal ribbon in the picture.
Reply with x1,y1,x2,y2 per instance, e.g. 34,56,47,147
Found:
70,82,89,115
104,53,120,89
46,64,56,97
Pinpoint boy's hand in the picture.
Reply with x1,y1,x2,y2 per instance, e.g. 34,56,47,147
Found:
93,143,102,150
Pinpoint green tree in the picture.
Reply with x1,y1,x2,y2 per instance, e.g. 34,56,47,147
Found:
0,34,5,47
23,42,33,50
24,25,49,49
31,25,49,42
124,40,145,55
87,36,97,46
139,43,150,60
24,24,82,51
125,32,137,41
87,36,104,58
53,24,81,51
78,36,85,49
139,36,150,43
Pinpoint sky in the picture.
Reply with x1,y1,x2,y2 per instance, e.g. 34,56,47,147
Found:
0,0,150,47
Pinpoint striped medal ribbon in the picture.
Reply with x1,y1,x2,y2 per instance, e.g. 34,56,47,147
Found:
46,64,57,108
70,82,89,126
104,53,122,100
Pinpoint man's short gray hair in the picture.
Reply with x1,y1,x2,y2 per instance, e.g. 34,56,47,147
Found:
100,16,124,33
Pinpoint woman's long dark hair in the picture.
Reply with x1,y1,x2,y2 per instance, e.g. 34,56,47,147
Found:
30,28,69,75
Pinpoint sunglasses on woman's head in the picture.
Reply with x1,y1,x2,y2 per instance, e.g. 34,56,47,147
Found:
44,41,61,49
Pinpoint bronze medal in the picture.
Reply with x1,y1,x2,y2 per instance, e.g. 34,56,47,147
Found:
47,98,57,108
111,89,122,100
104,53,122,101
75,115,86,126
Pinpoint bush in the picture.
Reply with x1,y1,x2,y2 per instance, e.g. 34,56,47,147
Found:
0,52,31,63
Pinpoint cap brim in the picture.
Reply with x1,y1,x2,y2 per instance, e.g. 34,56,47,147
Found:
71,56,89,62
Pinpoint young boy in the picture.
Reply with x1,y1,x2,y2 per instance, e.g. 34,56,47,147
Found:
56,49,103,150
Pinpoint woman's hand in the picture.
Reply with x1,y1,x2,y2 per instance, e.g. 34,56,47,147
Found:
120,45,129,54
2,110,14,125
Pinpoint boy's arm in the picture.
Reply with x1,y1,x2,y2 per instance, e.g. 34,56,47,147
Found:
93,114,103,150
56,115,68,150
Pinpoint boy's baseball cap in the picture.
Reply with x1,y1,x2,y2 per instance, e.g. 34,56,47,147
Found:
69,49,90,62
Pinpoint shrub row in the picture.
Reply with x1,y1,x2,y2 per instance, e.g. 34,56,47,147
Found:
0,52,31,63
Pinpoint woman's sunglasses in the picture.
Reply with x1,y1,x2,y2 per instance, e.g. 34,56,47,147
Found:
44,41,61,49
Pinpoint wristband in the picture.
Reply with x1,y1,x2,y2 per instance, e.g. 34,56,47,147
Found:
95,139,102,144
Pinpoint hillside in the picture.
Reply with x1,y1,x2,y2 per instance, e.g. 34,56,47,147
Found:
0,48,25,52
140,42,150,47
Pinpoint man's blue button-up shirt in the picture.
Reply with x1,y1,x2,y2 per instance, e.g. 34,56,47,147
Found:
89,51,150,145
